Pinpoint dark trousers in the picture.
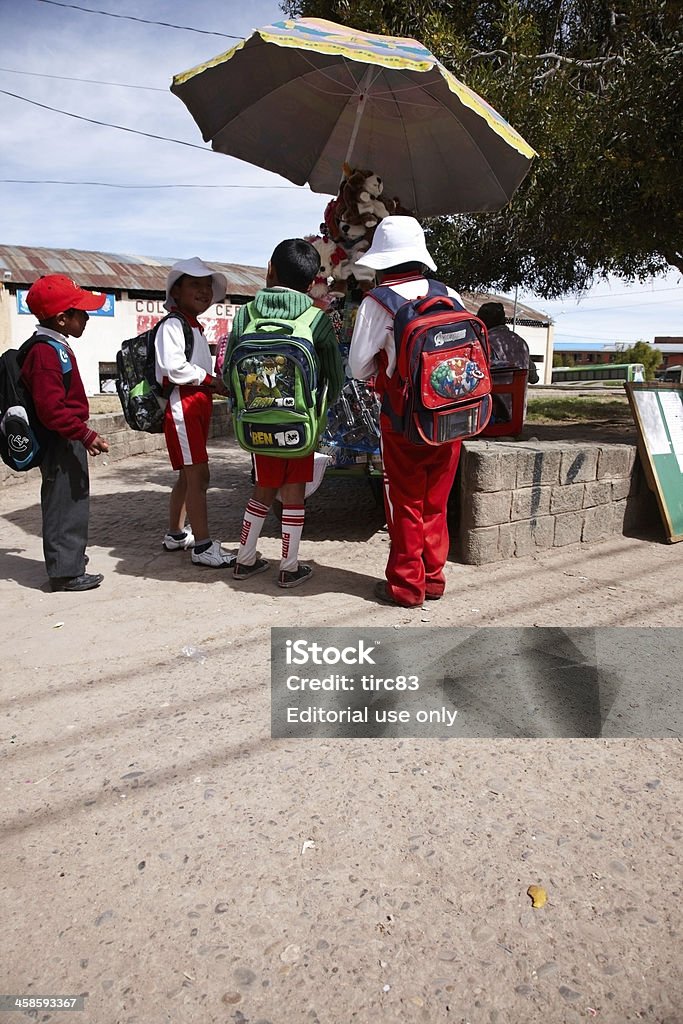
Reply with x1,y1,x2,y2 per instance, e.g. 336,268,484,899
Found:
39,437,90,580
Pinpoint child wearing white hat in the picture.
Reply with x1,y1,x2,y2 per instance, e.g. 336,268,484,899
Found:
349,217,465,608
155,257,235,568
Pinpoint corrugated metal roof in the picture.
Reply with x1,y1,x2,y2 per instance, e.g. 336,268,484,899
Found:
0,245,552,321
0,244,266,297
461,290,551,325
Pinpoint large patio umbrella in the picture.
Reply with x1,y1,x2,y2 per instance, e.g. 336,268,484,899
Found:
171,17,536,216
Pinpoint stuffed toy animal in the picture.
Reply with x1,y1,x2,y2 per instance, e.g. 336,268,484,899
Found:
308,235,348,305
331,237,374,285
341,163,391,228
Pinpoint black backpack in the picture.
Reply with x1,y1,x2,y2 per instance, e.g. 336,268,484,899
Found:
115,313,194,433
0,335,72,472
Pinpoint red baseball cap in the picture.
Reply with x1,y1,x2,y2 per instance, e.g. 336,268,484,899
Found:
26,274,107,320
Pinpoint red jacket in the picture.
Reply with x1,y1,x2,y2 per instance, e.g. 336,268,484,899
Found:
20,336,96,447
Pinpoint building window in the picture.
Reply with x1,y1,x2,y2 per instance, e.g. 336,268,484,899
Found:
99,361,118,394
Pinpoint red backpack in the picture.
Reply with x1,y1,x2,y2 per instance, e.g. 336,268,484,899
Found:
371,281,492,445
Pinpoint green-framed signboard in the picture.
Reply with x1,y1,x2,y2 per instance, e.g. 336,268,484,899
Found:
625,383,683,543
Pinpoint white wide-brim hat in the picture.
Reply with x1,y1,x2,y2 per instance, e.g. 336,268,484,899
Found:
355,216,437,272
164,257,228,311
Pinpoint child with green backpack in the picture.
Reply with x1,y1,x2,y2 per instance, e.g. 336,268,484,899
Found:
224,239,343,588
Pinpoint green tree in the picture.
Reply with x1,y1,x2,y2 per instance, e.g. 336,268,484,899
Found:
281,0,683,297
615,340,662,379
553,352,575,367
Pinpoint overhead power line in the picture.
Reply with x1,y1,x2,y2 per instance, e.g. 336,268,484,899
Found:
35,0,242,38
0,66,166,92
0,88,209,151
0,179,296,190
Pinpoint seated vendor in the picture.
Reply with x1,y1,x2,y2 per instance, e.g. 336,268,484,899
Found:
477,301,539,424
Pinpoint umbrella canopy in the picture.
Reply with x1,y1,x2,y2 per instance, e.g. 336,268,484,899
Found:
172,17,537,216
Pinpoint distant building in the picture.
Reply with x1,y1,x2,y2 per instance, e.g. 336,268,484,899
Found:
0,244,556,393
653,337,683,369
554,339,683,371
0,244,265,395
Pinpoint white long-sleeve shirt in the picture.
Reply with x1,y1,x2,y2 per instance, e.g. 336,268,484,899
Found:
154,314,213,387
348,276,464,381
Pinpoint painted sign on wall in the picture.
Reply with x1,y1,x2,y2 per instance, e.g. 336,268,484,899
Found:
17,289,115,316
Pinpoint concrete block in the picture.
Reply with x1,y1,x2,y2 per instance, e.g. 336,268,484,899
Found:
461,443,518,492
559,447,599,484
530,516,556,551
466,489,513,528
583,480,613,507
515,448,562,488
126,436,148,456
498,522,516,560
611,499,628,532
0,464,31,488
582,504,618,542
513,520,536,557
458,525,502,565
550,483,584,514
611,478,632,502
513,516,555,555
597,445,637,480
511,485,551,521
554,511,585,547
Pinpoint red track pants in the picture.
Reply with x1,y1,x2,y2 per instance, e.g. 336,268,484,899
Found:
380,418,461,606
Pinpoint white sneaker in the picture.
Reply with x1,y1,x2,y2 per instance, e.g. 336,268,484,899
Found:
191,540,237,568
162,528,194,551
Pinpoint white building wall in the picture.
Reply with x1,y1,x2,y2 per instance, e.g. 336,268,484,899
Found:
7,290,241,395
510,323,554,384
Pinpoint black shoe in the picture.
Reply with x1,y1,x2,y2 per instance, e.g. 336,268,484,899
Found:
50,573,104,592
278,564,313,589
233,557,270,581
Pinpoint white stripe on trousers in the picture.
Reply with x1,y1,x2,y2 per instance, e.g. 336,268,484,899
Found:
169,388,192,465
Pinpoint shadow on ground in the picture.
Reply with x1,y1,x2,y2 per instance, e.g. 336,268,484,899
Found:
2,443,387,589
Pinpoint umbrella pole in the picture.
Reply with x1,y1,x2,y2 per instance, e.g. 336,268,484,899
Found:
344,66,375,166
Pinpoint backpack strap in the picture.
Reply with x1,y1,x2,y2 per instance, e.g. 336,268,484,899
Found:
370,279,451,318
17,334,72,394
243,303,320,337
160,312,195,361
293,303,322,334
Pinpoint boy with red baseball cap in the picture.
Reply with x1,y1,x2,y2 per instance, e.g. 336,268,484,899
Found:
20,273,109,592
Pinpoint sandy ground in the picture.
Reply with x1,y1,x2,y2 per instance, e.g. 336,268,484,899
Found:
1,439,682,1024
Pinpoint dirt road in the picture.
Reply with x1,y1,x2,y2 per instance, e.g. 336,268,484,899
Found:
2,440,681,1024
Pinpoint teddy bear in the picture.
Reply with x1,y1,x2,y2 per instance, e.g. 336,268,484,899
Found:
308,234,349,306
340,163,391,228
330,235,375,285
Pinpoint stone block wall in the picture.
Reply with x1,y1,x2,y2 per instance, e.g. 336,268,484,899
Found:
0,401,231,488
457,439,659,564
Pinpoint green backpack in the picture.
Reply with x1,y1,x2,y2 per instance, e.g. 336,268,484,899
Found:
227,304,328,458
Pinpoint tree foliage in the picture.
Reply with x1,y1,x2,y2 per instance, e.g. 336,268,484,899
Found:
280,0,683,297
616,340,662,379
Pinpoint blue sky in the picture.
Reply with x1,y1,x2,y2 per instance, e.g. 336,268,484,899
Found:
0,0,680,346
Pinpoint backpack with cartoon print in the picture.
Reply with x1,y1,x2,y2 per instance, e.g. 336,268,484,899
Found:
371,281,492,445
227,303,328,458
